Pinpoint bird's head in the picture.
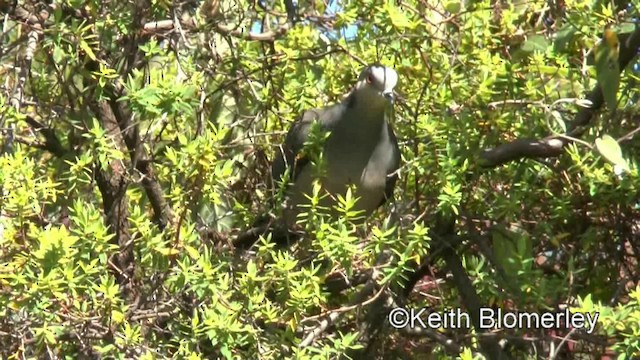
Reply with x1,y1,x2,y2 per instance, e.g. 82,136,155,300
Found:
354,65,398,108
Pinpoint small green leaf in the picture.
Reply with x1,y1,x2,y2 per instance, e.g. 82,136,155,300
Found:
595,134,629,172
156,247,180,256
492,225,532,275
516,234,533,263
184,245,200,259
445,1,462,13
550,110,566,132
459,347,474,360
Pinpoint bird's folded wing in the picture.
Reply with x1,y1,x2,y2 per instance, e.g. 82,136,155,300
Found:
380,121,401,207
271,104,344,186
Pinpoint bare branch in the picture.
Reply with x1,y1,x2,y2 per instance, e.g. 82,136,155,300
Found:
142,18,291,42
299,268,387,348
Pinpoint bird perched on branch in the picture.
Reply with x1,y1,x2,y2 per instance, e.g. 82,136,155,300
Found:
235,64,401,249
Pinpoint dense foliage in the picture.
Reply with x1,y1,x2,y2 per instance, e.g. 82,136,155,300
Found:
1,0,640,358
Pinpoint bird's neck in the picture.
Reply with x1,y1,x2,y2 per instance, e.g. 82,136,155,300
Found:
346,91,389,119
337,92,390,143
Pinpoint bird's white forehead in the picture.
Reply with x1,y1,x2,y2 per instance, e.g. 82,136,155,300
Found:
360,65,398,89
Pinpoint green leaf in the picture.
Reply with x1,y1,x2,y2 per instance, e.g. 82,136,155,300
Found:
516,233,533,262
521,35,549,52
459,347,474,360
220,345,233,359
79,40,97,61
492,226,531,275
156,247,180,256
615,22,636,35
554,24,577,53
595,134,629,172
445,1,462,13
185,245,200,259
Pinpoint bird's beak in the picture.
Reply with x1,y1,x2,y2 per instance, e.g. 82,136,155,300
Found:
382,90,394,102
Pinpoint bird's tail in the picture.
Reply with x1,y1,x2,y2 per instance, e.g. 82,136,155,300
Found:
233,215,301,251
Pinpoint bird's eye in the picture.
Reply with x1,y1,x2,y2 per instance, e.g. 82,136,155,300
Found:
366,74,374,84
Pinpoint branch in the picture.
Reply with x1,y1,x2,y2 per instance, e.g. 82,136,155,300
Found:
299,270,384,348
24,116,67,157
91,100,134,287
284,0,298,24
3,2,88,31
9,31,37,110
440,241,509,359
142,19,187,33
399,325,463,354
480,27,640,168
107,85,174,230
141,18,291,42
399,215,458,297
214,22,290,41
3,24,38,154
298,311,340,347
5,4,47,30
324,268,373,294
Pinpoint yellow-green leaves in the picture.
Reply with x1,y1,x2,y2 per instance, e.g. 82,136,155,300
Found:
0,148,59,218
84,118,125,171
335,8,358,28
335,187,366,221
33,225,79,262
595,29,620,111
92,274,121,305
594,134,630,173
445,1,462,13
91,63,119,89
437,182,462,216
33,323,64,347
79,39,97,61
32,226,79,277
385,3,412,30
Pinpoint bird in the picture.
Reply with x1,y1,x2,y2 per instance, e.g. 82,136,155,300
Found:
235,64,401,249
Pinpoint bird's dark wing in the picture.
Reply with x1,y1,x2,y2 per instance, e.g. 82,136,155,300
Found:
236,105,340,250
271,109,318,187
379,121,401,208
271,103,345,188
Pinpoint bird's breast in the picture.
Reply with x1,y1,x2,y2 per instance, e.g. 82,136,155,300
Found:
324,121,394,192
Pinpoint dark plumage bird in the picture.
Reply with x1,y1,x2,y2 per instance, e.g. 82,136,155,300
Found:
235,64,401,249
